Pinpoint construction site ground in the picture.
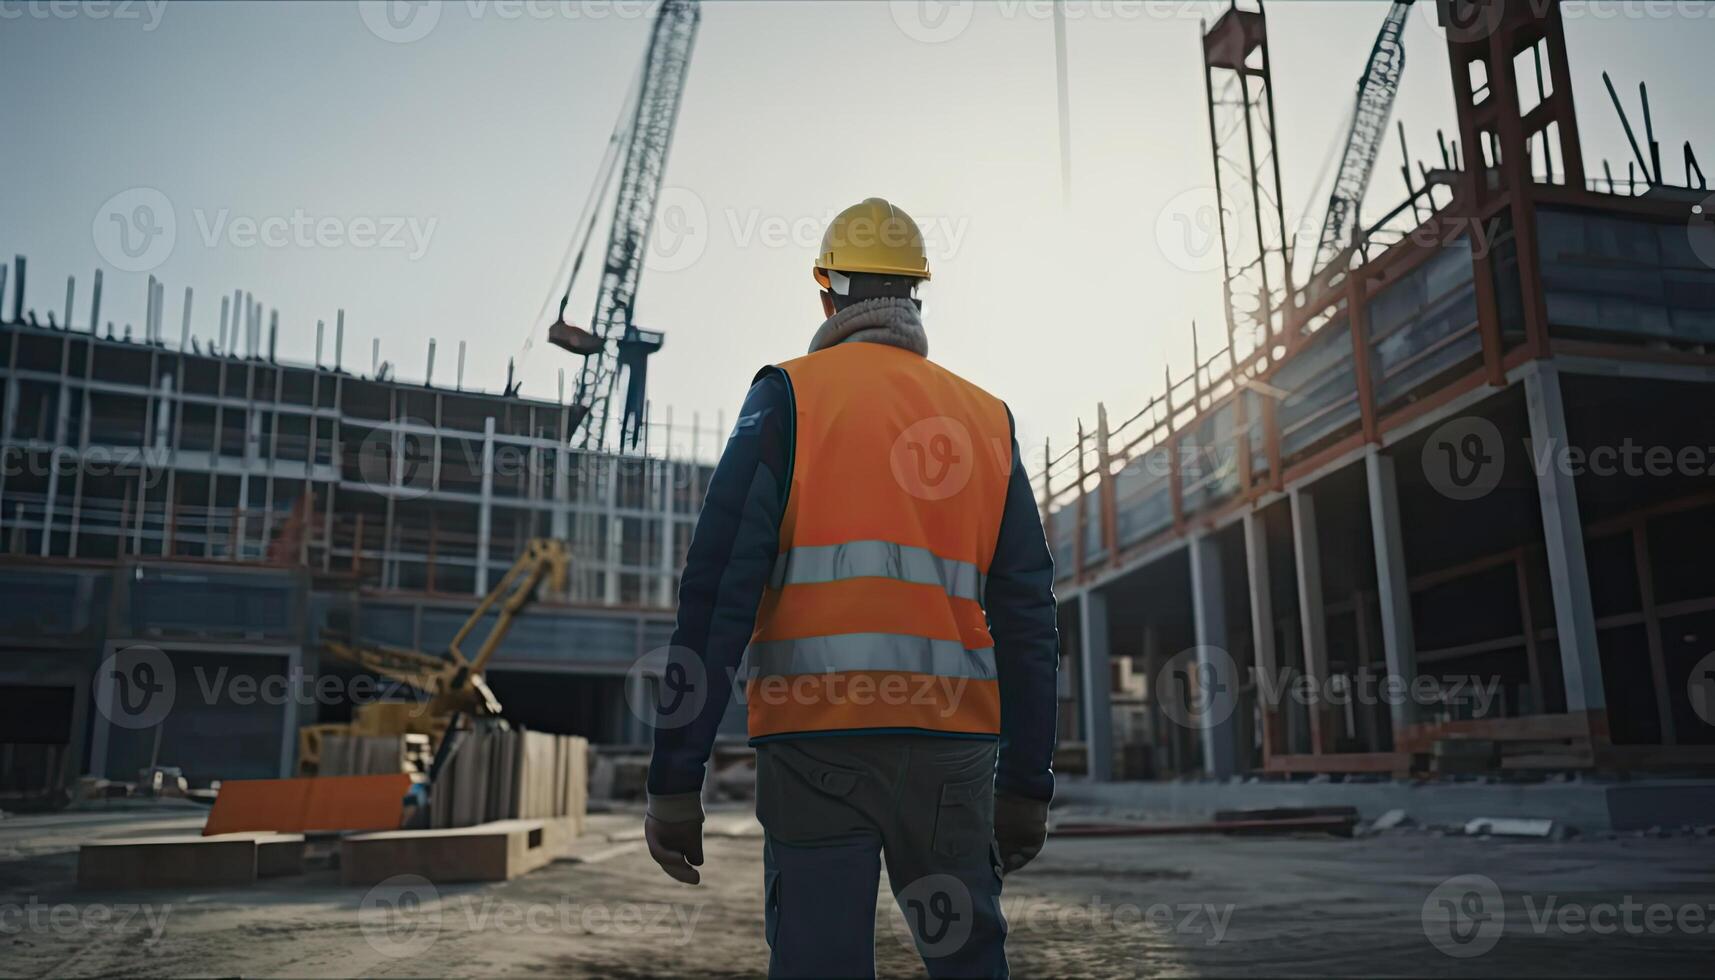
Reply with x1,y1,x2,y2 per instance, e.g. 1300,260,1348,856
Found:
0,801,1710,978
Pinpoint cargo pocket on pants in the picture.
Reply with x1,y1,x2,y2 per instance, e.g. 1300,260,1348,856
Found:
931,773,992,862
756,744,864,845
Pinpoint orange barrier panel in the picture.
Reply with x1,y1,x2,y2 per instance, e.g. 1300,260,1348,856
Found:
203,774,411,836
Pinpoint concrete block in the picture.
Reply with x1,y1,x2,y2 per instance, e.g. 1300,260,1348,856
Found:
341,819,551,886
78,835,258,889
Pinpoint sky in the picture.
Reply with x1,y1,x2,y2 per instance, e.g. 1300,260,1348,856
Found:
1,0,1710,467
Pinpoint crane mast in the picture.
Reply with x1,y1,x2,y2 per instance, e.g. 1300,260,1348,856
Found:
564,0,700,451
1311,0,1411,285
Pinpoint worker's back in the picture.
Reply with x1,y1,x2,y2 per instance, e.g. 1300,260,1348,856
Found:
746,341,1016,740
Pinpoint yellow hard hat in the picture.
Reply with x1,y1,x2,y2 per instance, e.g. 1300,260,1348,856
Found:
813,197,932,282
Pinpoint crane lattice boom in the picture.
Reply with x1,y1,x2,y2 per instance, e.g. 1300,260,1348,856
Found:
569,0,699,450
1312,0,1412,282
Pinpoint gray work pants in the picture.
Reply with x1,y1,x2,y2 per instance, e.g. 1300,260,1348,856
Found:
755,735,1008,978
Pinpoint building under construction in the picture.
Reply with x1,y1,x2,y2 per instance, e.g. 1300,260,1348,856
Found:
0,264,719,795
1041,2,1715,784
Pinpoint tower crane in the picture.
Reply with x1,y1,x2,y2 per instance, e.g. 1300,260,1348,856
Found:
1309,0,1413,291
547,0,700,450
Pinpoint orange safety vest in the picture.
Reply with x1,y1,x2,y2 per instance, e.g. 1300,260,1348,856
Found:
745,342,1014,740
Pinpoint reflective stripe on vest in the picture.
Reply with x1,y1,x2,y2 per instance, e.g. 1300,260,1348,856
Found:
769,539,986,602
746,342,1013,740
747,633,996,681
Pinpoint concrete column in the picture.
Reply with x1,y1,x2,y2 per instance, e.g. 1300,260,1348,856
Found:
1241,511,1283,761
1078,589,1114,781
1189,533,1239,778
278,646,301,777
604,457,622,605
659,459,676,606
40,337,69,555
1524,367,1606,711
1365,450,1419,729
476,417,495,595
1290,486,1335,753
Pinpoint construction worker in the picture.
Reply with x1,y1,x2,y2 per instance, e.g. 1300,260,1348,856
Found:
644,198,1059,978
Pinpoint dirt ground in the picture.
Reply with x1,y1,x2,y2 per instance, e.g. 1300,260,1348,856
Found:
0,801,1711,978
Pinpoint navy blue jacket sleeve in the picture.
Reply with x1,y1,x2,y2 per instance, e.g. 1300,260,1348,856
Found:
988,408,1060,803
646,369,791,796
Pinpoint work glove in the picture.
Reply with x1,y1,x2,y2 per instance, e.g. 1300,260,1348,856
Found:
644,792,705,885
993,794,1049,875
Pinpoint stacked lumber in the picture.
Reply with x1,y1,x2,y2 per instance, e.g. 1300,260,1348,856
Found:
318,734,407,777
430,729,587,835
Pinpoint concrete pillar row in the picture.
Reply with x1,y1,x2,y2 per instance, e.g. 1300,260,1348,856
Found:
1189,533,1239,778
1077,589,1115,781
1242,511,1284,761
1365,450,1420,732
1289,487,1337,753
1524,366,1607,712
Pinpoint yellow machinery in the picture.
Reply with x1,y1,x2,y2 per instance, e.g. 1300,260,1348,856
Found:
299,538,570,776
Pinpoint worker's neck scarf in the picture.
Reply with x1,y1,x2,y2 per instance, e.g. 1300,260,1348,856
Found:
807,297,928,357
